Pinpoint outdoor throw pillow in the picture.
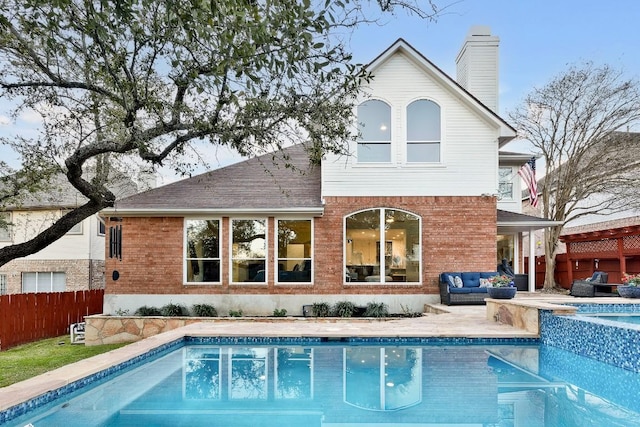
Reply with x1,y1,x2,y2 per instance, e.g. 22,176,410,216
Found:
454,276,463,288
447,275,456,288
479,278,491,288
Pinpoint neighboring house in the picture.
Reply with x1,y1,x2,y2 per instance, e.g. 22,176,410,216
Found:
0,174,139,294
101,27,556,315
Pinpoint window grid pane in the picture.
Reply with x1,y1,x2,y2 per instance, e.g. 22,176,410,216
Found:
357,100,391,163
232,219,266,283
406,100,441,163
0,274,6,295
186,219,221,283
345,209,420,283
277,220,312,283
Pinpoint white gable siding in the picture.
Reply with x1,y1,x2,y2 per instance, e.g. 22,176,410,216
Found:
322,51,500,197
0,209,104,260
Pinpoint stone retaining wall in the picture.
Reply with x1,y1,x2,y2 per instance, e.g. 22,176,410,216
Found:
85,315,382,345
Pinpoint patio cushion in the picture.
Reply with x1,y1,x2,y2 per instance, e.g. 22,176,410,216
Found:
462,272,481,287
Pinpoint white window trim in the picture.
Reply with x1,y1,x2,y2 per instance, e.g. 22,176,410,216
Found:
229,218,268,285
22,271,66,293
404,98,442,165
184,218,222,285
498,166,515,201
275,218,314,285
343,207,422,285
356,98,394,165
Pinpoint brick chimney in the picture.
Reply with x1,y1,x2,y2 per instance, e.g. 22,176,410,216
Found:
455,26,500,112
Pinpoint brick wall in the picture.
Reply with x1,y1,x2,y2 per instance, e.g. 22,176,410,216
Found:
105,196,496,298
0,258,103,294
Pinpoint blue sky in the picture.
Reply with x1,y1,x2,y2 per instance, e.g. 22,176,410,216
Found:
1,0,639,176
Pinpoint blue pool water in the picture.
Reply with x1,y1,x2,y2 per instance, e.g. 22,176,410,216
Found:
4,337,640,427
584,313,640,325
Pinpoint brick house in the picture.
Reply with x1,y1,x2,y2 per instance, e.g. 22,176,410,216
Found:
101,27,556,315
0,173,140,294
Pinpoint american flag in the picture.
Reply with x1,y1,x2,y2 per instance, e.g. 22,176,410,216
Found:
518,157,538,207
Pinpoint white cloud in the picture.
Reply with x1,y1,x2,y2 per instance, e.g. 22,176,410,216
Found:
0,115,10,126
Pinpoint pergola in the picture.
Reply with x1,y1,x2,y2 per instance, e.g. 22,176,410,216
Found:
560,225,640,284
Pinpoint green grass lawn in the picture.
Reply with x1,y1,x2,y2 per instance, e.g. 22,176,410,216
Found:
0,336,127,387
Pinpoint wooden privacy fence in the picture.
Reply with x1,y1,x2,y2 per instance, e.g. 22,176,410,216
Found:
0,290,104,350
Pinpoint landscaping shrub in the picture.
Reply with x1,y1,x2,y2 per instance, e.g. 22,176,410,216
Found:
160,303,187,316
332,301,357,317
192,304,218,317
229,309,243,317
311,302,331,317
364,302,389,318
135,305,161,316
273,308,287,317
400,304,423,318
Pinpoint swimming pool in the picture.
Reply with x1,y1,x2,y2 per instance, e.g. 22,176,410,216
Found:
4,337,640,427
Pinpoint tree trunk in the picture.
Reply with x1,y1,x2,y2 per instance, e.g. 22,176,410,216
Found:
543,225,563,290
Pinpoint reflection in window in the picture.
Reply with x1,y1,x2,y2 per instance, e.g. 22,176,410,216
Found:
344,347,422,411
277,220,312,283
357,100,391,163
183,347,221,399
345,209,421,283
406,99,440,163
231,219,266,283
275,348,313,399
186,219,220,283
498,167,514,200
229,348,268,399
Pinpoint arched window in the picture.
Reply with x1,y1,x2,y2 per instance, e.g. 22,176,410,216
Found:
357,100,391,163
344,208,421,283
406,99,440,163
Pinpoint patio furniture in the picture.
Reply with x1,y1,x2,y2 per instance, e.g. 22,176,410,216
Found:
570,271,609,297
439,271,498,305
70,322,86,344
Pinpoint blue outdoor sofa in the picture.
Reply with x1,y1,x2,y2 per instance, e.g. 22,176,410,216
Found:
439,271,499,305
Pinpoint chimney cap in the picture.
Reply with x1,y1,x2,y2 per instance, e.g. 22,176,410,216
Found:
467,25,492,37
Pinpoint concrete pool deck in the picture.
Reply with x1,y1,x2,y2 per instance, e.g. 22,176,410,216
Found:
0,292,635,413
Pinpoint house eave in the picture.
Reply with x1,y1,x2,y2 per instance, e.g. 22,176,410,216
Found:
100,207,325,217
497,220,562,233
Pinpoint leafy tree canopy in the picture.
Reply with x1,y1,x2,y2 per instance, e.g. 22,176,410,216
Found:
0,0,440,266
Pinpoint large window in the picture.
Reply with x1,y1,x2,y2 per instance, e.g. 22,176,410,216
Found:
231,219,266,283
22,272,66,293
0,212,11,241
357,100,391,163
277,219,312,283
498,167,514,200
406,99,440,163
345,209,420,283
186,219,220,283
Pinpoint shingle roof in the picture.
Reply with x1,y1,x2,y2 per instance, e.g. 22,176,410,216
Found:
4,171,138,210
111,144,322,213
